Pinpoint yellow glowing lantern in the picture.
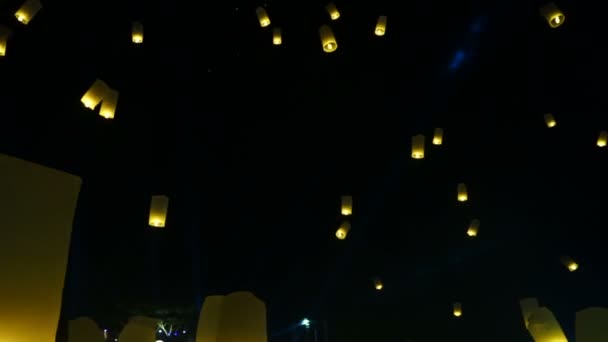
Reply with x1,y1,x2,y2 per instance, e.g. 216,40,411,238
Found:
433,128,443,145
336,220,350,240
81,79,110,110
540,2,565,28
411,134,425,159
15,0,42,25
319,25,337,53
457,183,468,202
561,255,578,272
596,131,607,147
272,27,282,45
149,195,169,228
99,89,118,119
467,219,480,237
544,113,557,128
453,302,462,317
256,7,271,28
374,278,383,290
326,2,340,20
132,21,144,44
0,26,10,57
341,195,352,216
375,15,387,36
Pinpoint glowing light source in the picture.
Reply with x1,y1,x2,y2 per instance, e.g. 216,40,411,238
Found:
540,2,565,28
81,79,110,110
411,134,425,159
301,318,310,328
597,131,607,147
433,128,444,145
336,221,350,240
561,255,578,272
544,113,557,128
149,195,169,228
272,27,282,45
375,15,387,36
374,278,383,290
319,25,337,53
325,2,340,20
99,89,118,119
132,21,144,44
457,183,468,202
15,0,42,25
467,219,480,237
453,302,462,317
256,7,271,27
0,26,11,57
340,195,352,216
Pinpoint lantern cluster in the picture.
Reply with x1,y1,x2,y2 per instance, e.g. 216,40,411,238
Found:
80,79,120,119
336,195,352,240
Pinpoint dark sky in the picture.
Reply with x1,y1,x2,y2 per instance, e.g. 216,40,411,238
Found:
1,0,607,341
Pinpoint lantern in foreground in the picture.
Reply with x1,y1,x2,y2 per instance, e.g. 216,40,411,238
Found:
453,302,462,317
81,79,110,110
597,131,607,147
15,0,42,25
561,255,578,272
256,7,270,27
99,89,118,119
319,25,337,53
132,21,143,44
149,195,169,228
411,134,425,159
457,183,468,202
326,2,340,20
433,128,444,145
336,221,350,240
0,26,10,57
375,16,387,36
272,27,282,45
467,219,480,237
540,2,565,28
544,113,557,128
341,195,352,216
374,278,383,290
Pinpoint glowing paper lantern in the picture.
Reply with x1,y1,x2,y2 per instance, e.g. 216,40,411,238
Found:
540,2,565,28
149,195,169,228
272,28,282,45
256,7,270,27
336,220,350,240
544,113,557,128
576,307,608,342
520,298,540,328
519,298,568,342
596,131,607,147
457,183,468,202
68,317,105,342
81,79,110,110
15,0,42,25
467,219,480,237
433,128,443,145
99,88,118,119
561,255,578,272
373,278,383,290
341,195,352,216
453,302,462,317
411,134,425,159
326,2,340,20
0,153,82,342
375,15,387,36
132,21,144,44
118,317,159,342
0,26,10,57
319,25,337,53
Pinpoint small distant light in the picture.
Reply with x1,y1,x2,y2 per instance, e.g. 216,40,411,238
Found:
155,340,164,342
158,330,162,333
301,318,310,328
114,339,118,342
182,330,186,334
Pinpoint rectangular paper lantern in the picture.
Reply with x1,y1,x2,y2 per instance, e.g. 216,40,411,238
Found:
561,255,578,272
319,25,337,53
81,79,110,110
341,195,352,216
374,278,383,290
132,21,144,44
540,2,565,28
336,220,350,240
326,2,340,20
411,134,425,159
453,302,462,317
99,88,118,119
433,127,443,145
544,113,557,128
149,195,169,228
375,15,387,36
256,7,270,27
597,130,607,147
272,27,282,45
15,0,42,25
457,183,468,202
0,153,82,342
467,219,480,237
0,26,11,57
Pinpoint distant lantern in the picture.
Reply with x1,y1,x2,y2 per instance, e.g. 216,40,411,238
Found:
540,2,565,28
453,302,463,317
596,131,607,147
326,2,340,20
411,134,425,159
99,89,118,119
319,25,337,53
375,15,387,36
341,195,352,216
336,220,350,240
132,21,144,44
0,26,10,57
467,219,480,237
544,113,557,128
272,27,282,45
256,7,271,27
457,183,468,202
15,0,42,24
81,79,110,110
560,256,578,272
374,278,383,290
433,128,444,145
149,195,169,228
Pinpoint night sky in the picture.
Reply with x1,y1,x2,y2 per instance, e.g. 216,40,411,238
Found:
1,0,607,341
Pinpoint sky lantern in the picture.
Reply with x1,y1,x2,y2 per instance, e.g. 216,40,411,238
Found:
99,89,118,119
326,2,340,20
596,131,607,147
341,195,352,216
0,26,10,57
375,15,387,36
81,79,110,110
15,0,42,25
540,2,565,28
544,113,557,128
457,183,468,202
319,25,337,53
374,278,383,290
411,134,425,159
336,220,350,240
132,22,144,44
453,302,463,317
433,128,444,145
149,195,169,228
561,255,578,272
273,28,282,45
467,219,480,237
256,7,271,28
